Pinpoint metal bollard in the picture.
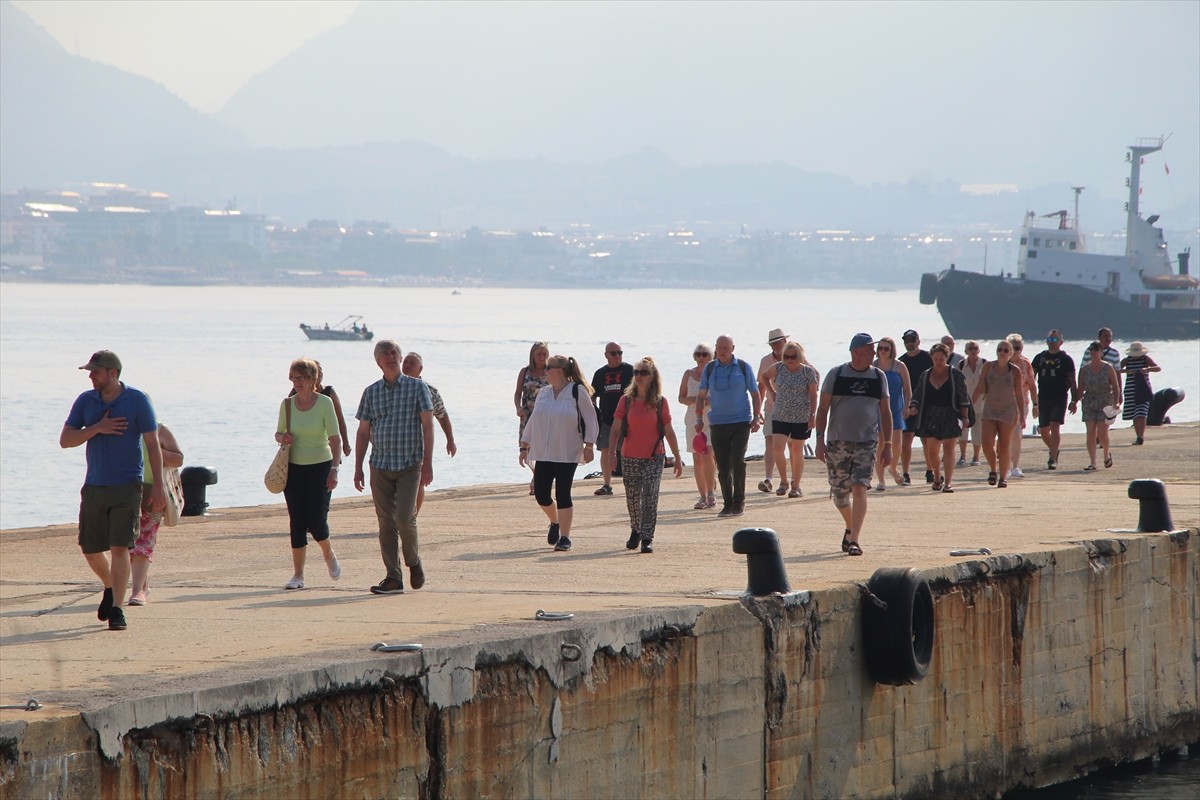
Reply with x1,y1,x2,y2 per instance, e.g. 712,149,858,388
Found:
181,466,219,516
1127,479,1174,532
732,527,790,595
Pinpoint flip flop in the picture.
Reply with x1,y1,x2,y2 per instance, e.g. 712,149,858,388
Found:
1104,454,1113,469
1083,464,1098,471
988,471,998,486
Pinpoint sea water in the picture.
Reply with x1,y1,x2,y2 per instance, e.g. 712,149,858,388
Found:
1,282,1196,531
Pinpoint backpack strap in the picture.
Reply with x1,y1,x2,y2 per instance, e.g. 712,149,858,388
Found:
571,382,585,438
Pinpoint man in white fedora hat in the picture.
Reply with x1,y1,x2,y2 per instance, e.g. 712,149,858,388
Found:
757,328,789,494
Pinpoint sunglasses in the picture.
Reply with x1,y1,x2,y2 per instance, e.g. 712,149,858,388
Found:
1046,338,1061,343
694,351,710,358
783,355,799,361
632,369,652,376
877,346,891,352
997,348,1012,353
607,350,623,355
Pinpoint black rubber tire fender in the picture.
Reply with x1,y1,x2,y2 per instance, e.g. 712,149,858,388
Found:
918,272,938,305
862,567,935,685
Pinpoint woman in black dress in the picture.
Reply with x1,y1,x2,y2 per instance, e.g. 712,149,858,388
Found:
908,343,971,493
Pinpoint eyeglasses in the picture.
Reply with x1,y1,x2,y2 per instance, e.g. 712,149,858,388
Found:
633,369,652,376
877,346,891,352
693,351,710,358
289,374,305,381
607,350,623,356
782,355,799,361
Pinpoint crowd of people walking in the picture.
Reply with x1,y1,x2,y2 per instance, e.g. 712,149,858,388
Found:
60,323,1171,630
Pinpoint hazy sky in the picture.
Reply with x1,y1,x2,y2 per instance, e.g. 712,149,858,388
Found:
12,0,358,113
11,0,1200,196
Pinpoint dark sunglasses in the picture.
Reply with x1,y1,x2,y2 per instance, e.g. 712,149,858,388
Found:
1046,337,1061,344
877,346,891,352
693,351,710,357
632,369,652,376
607,350,623,355
783,355,799,361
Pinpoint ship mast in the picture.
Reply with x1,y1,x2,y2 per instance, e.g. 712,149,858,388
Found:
1071,186,1084,230
1126,138,1163,259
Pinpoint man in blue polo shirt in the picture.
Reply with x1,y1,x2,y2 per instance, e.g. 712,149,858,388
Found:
694,334,762,517
60,350,165,632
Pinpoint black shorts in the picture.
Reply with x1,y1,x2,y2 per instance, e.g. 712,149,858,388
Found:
772,421,811,440
1038,394,1067,426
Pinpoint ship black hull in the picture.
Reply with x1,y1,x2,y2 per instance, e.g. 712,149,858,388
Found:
920,270,1200,341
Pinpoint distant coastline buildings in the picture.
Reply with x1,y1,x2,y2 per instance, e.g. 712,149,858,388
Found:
2,181,1144,288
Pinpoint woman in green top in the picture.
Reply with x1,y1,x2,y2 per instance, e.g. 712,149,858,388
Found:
276,358,343,590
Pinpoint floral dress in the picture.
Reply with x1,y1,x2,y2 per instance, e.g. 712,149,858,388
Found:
518,367,549,441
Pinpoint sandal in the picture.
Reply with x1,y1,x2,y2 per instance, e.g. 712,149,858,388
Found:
789,487,802,498
846,542,863,556
997,478,1008,488
776,485,788,496
1083,464,1097,471
942,485,954,493
987,471,998,486
693,498,708,509
1104,454,1113,469
931,476,944,491
841,529,852,553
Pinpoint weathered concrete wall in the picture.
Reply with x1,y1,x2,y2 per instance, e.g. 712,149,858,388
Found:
2,532,1196,799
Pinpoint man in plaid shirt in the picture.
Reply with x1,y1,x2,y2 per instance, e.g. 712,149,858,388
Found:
354,340,434,595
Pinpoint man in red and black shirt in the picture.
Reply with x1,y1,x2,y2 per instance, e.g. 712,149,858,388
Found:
591,342,633,495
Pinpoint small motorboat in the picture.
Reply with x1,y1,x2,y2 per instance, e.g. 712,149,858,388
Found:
299,315,374,341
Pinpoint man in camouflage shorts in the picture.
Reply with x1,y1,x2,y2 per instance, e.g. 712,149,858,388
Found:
814,333,893,556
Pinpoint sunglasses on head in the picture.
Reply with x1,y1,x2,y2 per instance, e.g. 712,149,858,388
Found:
632,368,652,376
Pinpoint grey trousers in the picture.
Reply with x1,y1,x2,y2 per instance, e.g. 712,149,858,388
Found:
370,464,421,581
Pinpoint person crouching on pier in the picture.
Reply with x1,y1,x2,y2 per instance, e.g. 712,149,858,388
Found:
519,355,599,552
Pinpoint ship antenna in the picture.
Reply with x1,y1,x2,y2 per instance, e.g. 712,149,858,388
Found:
1071,186,1084,230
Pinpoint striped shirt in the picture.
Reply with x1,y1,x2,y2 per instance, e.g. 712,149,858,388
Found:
356,375,433,472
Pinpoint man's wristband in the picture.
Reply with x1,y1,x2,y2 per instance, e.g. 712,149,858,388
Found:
815,432,824,438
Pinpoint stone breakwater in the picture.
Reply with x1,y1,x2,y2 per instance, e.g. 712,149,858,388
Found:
2,531,1196,799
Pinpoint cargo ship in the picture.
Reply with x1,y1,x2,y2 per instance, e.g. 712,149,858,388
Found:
920,138,1198,340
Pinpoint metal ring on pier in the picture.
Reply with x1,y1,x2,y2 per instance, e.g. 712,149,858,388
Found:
371,642,424,653
862,568,935,686
0,698,43,711
536,610,575,621
560,644,582,662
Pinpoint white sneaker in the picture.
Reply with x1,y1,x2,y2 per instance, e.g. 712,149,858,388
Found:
970,458,981,466
284,576,305,590
874,482,886,492
326,554,342,581
1010,467,1024,478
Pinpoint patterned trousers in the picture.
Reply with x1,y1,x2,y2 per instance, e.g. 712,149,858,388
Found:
622,455,665,541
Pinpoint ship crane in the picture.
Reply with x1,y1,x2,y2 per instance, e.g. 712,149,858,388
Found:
1043,210,1069,230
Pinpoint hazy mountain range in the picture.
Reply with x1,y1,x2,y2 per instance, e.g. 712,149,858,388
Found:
2,0,1196,236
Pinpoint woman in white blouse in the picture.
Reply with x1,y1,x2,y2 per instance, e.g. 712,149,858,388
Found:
519,354,599,552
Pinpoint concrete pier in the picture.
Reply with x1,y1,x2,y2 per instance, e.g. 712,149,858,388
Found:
2,426,1197,798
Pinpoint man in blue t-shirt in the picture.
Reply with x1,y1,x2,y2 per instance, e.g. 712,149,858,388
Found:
60,350,165,632
694,335,762,517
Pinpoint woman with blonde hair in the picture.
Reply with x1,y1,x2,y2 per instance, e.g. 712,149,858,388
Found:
613,357,684,552
678,343,716,508
277,357,342,589
872,336,911,489
519,355,598,552
765,340,819,498
514,341,550,493
972,340,1025,488
1006,333,1036,478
